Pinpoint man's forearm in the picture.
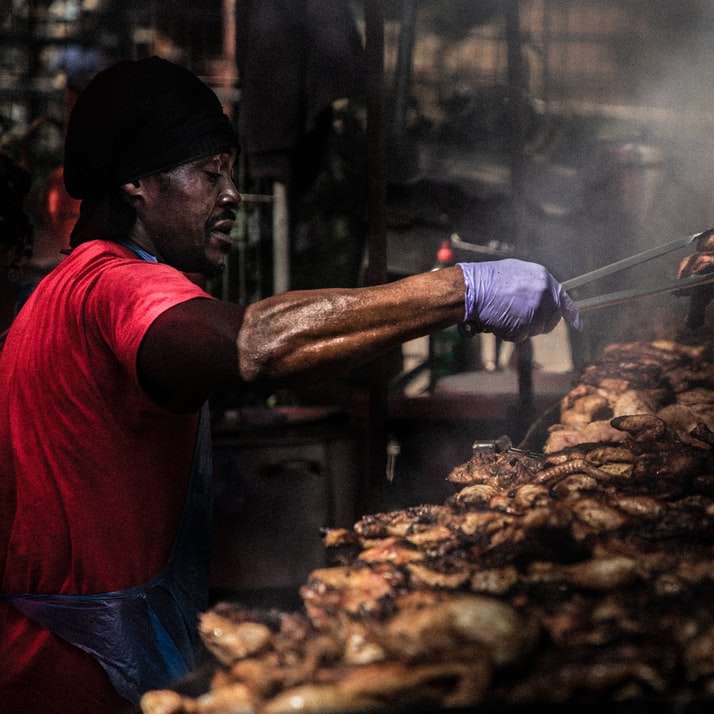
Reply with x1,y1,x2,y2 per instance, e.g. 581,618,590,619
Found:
237,267,465,381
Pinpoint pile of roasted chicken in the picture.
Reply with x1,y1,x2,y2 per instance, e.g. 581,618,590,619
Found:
142,339,714,713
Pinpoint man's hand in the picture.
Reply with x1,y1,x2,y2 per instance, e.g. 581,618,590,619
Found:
677,229,714,329
457,259,582,342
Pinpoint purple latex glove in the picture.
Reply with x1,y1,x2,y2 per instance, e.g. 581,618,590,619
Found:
457,259,582,342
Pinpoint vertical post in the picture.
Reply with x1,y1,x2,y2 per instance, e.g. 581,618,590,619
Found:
389,0,419,183
504,0,534,422
504,0,526,240
392,0,418,141
542,0,552,110
219,0,238,301
26,0,40,123
272,181,290,294
365,1,387,287
360,0,388,514
221,0,237,117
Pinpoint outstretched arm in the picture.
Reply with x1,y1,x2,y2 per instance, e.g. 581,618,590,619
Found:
138,260,579,411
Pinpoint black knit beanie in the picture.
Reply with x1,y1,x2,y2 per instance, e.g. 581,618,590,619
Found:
64,57,237,200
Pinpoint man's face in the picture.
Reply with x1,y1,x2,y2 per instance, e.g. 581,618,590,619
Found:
138,150,239,276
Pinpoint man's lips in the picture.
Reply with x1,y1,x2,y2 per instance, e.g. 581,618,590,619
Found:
207,218,235,253
210,219,235,233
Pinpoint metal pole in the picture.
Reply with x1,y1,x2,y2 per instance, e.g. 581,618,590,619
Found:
392,0,418,140
361,0,388,514
26,0,40,124
220,0,238,303
542,0,552,110
389,0,419,183
272,181,290,294
365,1,387,287
221,0,237,117
505,0,527,240
504,0,534,421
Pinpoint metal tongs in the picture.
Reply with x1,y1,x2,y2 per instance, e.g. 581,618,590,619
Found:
471,435,541,460
565,228,714,313
457,229,714,338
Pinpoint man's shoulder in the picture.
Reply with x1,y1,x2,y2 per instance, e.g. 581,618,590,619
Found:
24,240,198,324
63,239,139,268
25,239,210,323
44,239,134,283
56,240,193,288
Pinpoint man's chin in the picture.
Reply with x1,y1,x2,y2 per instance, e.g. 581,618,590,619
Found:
202,259,226,278
202,246,228,277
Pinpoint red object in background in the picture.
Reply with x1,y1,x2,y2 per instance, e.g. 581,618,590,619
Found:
41,165,80,248
435,238,455,266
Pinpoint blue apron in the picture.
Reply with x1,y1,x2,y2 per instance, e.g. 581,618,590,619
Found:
4,240,213,704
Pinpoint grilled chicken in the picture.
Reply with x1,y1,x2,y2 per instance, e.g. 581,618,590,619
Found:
142,338,714,713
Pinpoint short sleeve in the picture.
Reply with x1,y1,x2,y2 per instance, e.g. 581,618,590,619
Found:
86,258,214,383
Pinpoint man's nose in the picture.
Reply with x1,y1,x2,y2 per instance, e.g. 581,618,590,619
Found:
219,176,241,208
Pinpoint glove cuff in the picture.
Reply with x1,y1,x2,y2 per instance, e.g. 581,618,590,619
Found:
456,262,476,322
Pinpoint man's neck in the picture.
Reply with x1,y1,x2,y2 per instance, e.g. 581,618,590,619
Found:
117,238,159,263
70,193,135,248
125,226,162,262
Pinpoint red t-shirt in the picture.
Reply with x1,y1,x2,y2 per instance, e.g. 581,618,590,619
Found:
0,240,214,712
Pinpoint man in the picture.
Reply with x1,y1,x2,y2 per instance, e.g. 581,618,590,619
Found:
0,57,579,712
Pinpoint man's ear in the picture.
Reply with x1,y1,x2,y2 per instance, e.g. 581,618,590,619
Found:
119,179,144,205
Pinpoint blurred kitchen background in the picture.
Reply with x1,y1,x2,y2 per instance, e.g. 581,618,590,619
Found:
4,0,714,600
